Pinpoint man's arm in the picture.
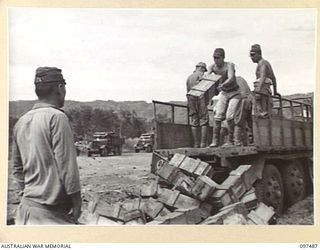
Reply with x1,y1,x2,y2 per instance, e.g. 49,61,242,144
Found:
205,64,214,75
256,63,267,92
272,73,278,95
51,113,81,219
12,137,25,192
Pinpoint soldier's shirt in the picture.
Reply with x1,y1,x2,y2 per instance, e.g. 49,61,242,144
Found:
13,102,81,206
186,70,204,93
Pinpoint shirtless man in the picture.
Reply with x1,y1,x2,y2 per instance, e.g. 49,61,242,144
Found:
250,44,278,117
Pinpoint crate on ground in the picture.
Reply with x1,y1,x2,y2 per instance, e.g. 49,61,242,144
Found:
149,207,203,225
151,151,168,174
220,175,247,200
229,165,257,191
247,202,275,225
191,175,219,201
240,188,258,211
223,213,248,225
169,153,213,178
141,198,164,219
157,188,200,209
140,178,159,197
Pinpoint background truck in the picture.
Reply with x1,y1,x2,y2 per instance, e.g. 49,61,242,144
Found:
151,93,313,214
134,133,155,153
88,132,124,157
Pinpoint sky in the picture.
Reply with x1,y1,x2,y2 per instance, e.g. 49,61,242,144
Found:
8,8,316,102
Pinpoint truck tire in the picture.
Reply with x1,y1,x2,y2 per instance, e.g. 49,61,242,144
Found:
254,164,284,215
135,148,139,153
282,160,307,206
100,148,108,157
118,146,122,155
88,151,92,157
146,145,152,153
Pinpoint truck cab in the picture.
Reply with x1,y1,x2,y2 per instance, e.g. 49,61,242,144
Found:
88,131,123,157
134,133,155,153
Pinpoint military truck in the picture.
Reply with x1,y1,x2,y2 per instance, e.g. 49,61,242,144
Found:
134,133,155,153
87,132,124,157
151,93,313,214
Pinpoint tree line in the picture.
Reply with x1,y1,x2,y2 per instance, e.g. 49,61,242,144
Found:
8,105,152,148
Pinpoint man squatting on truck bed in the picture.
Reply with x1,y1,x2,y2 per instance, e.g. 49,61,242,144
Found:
186,44,277,147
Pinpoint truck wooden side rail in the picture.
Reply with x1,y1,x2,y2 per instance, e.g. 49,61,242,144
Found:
151,93,313,214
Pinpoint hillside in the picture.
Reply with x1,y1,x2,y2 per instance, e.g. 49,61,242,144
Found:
9,92,313,121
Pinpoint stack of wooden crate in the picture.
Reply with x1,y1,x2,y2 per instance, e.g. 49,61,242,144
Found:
85,153,275,225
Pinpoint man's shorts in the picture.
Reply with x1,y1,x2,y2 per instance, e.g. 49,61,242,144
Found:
214,90,241,121
187,95,209,126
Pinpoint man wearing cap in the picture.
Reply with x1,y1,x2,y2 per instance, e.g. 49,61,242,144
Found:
186,62,209,147
207,48,241,147
12,67,82,225
250,44,278,117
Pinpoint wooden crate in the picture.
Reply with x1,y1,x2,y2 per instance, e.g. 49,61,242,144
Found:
187,74,222,105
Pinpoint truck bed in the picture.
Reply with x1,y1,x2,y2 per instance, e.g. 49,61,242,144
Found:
154,144,312,159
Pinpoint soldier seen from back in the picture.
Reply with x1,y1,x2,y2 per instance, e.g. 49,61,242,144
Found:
12,67,82,225
186,62,209,148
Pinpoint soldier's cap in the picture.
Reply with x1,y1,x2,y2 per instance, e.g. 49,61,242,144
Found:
196,62,207,71
34,67,66,85
213,48,225,58
250,44,262,54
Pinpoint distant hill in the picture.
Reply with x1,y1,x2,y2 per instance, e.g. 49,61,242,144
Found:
9,99,188,122
9,92,313,121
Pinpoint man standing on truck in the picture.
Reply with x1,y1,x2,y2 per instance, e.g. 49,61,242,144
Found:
186,62,209,147
12,67,82,225
250,44,278,118
207,48,241,147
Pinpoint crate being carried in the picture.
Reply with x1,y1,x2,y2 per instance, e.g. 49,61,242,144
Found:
187,74,222,105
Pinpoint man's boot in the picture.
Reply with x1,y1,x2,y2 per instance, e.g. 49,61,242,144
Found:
222,120,235,147
234,125,243,146
191,126,200,148
200,126,208,148
209,121,221,147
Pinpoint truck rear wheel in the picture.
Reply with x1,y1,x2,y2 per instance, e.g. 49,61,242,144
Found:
135,148,139,153
254,164,284,215
282,161,307,206
100,148,108,157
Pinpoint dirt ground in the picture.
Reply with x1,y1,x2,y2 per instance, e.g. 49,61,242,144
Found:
7,152,314,225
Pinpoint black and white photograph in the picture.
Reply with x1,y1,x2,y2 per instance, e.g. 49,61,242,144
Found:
7,7,315,229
